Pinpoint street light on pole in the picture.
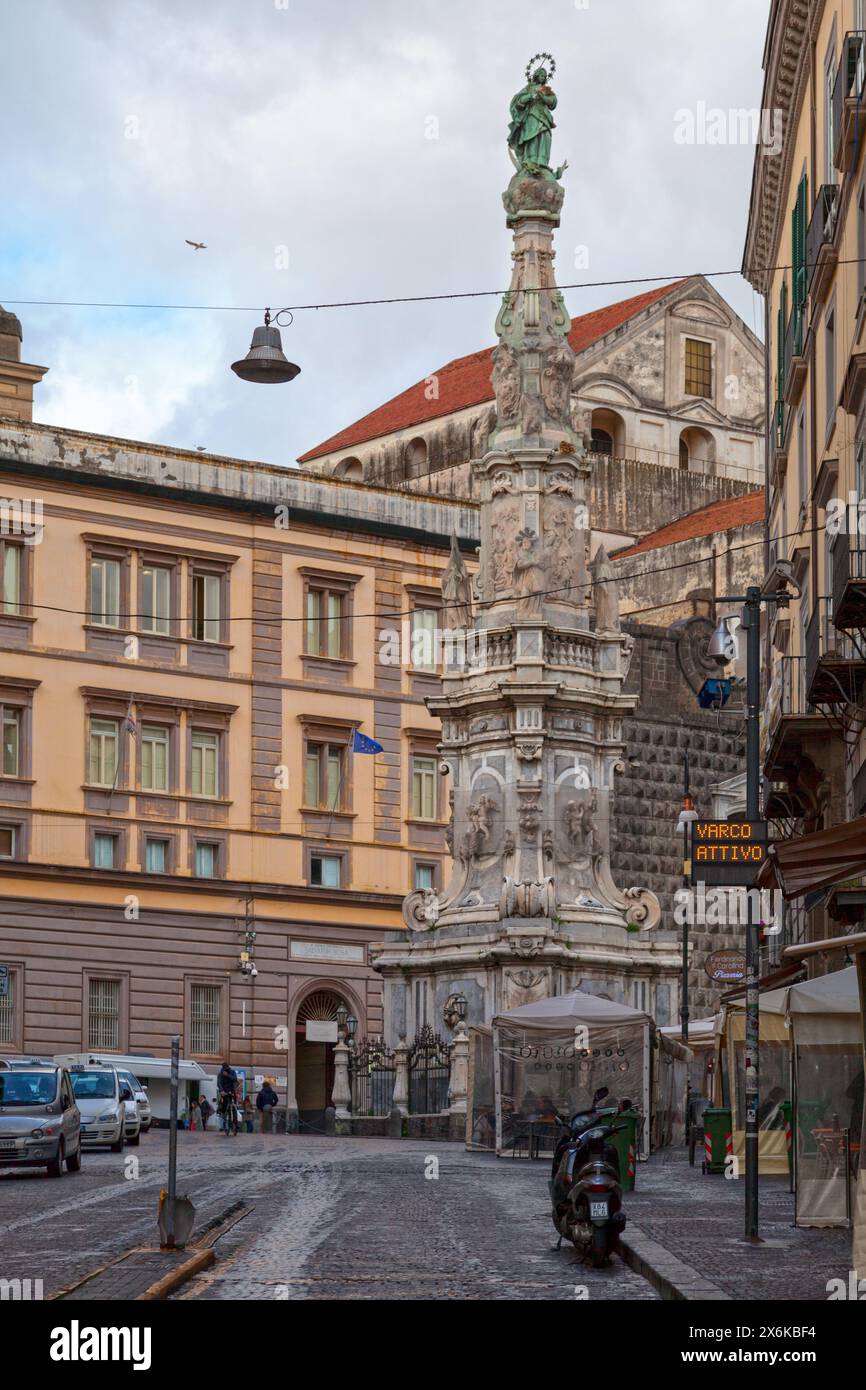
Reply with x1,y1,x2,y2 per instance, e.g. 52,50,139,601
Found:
708,576,795,1244
676,753,699,1048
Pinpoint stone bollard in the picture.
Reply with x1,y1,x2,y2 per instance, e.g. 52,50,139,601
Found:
331,1036,353,1135
392,1037,410,1117
448,1020,470,1117
324,1105,336,1136
387,1106,403,1139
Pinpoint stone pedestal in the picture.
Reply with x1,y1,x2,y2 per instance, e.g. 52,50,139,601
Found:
331,1038,352,1134
448,1021,469,1115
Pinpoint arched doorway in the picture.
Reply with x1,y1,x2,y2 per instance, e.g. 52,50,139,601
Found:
294,988,351,1130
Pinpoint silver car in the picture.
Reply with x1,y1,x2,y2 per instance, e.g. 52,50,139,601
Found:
0,1065,82,1176
118,1070,151,1133
69,1066,125,1151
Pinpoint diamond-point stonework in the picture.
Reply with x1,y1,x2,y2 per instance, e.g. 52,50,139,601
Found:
373,64,680,1031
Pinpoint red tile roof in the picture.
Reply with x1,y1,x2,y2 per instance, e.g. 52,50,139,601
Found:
298,280,686,463
612,489,765,558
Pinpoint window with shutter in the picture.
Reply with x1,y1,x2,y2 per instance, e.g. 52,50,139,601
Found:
792,175,808,338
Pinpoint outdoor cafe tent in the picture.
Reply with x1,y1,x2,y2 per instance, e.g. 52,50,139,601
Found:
661,1017,718,1100
783,967,862,1227
713,994,791,1175
490,991,653,1158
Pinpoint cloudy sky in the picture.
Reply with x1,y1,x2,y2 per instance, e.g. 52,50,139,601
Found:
3,0,769,467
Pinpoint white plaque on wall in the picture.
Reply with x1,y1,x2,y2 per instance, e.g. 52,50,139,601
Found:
291,940,365,964
305,1020,339,1043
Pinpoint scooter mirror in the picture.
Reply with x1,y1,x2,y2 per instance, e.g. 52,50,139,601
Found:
593,1086,609,1104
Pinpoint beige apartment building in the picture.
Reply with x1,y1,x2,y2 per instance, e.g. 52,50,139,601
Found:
744,0,866,951
0,311,479,1127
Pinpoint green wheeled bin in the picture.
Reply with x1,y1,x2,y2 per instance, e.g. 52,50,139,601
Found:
702,1106,732,1175
607,1109,642,1191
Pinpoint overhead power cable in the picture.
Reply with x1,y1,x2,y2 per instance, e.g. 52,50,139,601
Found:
1,256,864,317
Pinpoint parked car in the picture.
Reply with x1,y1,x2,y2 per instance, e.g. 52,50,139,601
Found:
0,1064,82,1176
68,1066,126,1152
117,1070,151,1133
117,1075,142,1145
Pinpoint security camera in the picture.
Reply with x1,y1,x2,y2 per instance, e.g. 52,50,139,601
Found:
250,965,258,979
761,557,801,601
707,616,738,668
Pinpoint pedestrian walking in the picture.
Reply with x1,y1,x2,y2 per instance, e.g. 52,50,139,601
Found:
198,1093,213,1131
256,1078,278,1134
243,1097,255,1133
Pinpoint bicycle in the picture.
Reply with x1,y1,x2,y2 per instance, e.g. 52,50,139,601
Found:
220,1091,239,1137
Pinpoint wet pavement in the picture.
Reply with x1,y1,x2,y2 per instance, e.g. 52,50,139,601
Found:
0,1130,656,1301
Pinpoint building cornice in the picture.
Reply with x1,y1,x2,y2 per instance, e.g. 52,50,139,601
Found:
0,859,404,910
743,0,821,294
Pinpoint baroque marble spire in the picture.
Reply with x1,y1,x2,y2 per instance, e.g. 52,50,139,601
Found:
375,60,678,1028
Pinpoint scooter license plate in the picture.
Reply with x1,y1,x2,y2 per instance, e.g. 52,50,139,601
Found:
589,1200,609,1218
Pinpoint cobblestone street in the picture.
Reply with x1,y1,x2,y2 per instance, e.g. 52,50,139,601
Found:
0,1131,657,1301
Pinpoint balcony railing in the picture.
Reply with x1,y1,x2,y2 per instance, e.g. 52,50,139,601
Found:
806,184,839,299
779,653,811,718
806,596,864,703
832,528,866,628
833,32,866,172
780,303,807,415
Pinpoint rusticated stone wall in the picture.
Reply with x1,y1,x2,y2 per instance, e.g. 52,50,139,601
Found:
611,621,746,1016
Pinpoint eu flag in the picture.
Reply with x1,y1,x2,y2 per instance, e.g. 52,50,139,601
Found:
352,730,383,754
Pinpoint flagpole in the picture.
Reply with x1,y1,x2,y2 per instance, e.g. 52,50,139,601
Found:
326,731,353,841
106,693,135,815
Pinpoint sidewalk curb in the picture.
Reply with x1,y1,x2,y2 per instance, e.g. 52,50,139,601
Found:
137,1247,215,1300
49,1201,250,1302
619,1225,732,1301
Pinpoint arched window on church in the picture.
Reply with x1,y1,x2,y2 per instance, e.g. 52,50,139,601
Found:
589,408,625,457
405,437,428,479
679,426,716,475
333,456,363,480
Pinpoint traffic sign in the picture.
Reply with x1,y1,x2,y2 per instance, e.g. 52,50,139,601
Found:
692,820,768,885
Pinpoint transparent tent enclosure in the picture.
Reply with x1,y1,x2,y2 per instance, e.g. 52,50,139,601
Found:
720,968,863,1221
786,968,862,1228
466,991,655,1159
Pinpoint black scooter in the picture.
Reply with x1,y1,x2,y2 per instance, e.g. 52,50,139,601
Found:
549,1091,630,1267
549,1086,618,1182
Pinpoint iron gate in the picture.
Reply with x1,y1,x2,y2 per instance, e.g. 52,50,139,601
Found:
408,1024,450,1114
349,1036,396,1116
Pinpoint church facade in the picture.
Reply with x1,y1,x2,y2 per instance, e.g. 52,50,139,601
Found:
297,275,765,553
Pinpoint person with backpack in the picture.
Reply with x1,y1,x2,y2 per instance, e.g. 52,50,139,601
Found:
256,1078,278,1133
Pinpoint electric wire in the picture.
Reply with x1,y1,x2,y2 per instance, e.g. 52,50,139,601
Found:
1,256,864,318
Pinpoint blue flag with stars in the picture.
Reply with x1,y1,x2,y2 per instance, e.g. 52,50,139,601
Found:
352,730,383,755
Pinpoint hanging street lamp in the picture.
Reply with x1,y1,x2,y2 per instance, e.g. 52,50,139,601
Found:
231,308,301,384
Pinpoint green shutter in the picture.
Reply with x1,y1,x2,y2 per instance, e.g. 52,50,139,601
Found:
792,174,808,339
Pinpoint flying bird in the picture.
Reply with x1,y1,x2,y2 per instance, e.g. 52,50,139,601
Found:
185,239,207,250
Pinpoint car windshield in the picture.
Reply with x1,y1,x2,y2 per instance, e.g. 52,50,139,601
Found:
120,1072,142,1091
0,1071,57,1105
71,1071,117,1100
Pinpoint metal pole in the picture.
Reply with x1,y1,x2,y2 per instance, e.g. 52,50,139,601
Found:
167,1034,179,1246
743,587,761,1241
681,751,690,1047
